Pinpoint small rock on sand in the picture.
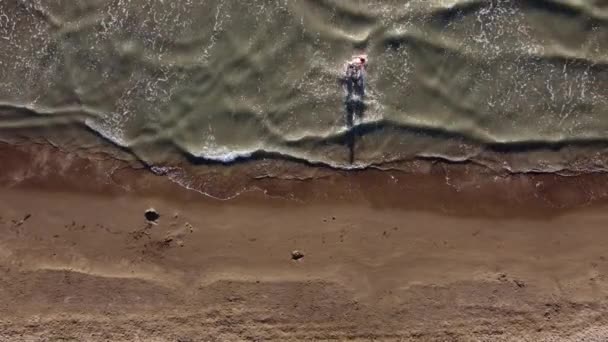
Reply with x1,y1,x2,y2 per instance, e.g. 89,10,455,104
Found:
145,208,160,222
291,250,304,261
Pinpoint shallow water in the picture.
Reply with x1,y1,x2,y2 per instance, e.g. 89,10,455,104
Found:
0,0,607,171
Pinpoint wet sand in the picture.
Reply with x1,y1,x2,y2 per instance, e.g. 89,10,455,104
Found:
2,135,608,341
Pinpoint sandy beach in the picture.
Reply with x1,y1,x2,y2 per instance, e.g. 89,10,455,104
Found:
1,131,608,341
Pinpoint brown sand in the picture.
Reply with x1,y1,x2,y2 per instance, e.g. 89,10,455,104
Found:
2,132,608,341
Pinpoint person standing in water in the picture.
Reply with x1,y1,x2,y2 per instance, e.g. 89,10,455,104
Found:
344,55,367,100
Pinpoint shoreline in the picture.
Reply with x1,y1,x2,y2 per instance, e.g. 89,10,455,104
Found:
3,128,608,219
2,134,608,340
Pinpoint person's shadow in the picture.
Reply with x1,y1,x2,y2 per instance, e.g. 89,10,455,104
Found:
342,72,367,164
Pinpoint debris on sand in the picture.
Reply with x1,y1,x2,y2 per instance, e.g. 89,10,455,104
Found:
291,250,304,261
145,208,160,222
12,213,32,227
514,279,526,288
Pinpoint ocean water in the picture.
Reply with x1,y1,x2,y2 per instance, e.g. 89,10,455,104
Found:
0,0,607,171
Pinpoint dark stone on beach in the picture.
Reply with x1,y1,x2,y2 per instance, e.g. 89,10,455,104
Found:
291,250,304,261
145,208,160,222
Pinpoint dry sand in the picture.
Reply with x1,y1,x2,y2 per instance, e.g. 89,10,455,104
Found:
1,134,608,341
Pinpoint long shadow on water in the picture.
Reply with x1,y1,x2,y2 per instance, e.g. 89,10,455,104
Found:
345,99,366,164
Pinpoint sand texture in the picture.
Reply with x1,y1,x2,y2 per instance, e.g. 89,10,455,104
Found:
1,138,608,341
